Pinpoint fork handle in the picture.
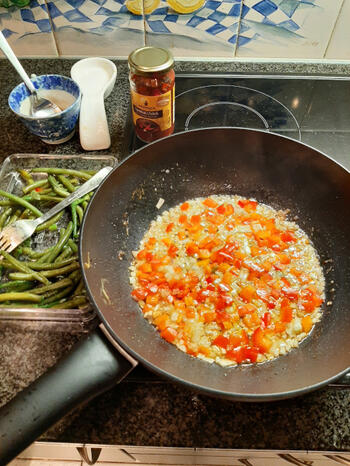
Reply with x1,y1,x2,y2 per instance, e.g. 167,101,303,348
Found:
34,166,113,226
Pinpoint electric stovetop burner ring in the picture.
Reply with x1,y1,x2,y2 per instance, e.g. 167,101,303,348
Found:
184,101,270,131
176,84,301,141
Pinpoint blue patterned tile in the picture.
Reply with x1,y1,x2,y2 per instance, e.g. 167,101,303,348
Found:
0,0,58,56
145,0,239,57
279,0,299,18
66,0,86,7
50,0,143,56
238,0,343,58
148,20,171,33
20,9,35,22
253,0,277,16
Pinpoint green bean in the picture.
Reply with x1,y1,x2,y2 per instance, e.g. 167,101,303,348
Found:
71,202,78,238
0,207,12,228
31,277,73,295
13,257,78,271
0,201,14,207
1,250,50,285
22,246,54,258
0,280,33,293
20,208,31,219
73,278,85,296
30,190,41,201
41,262,79,277
48,175,69,198
41,286,74,305
0,292,41,303
57,175,76,193
45,222,73,263
32,168,91,180
18,169,34,185
36,211,64,232
0,303,39,308
40,188,54,195
68,269,81,284
76,205,84,225
7,209,21,226
0,189,42,217
55,246,72,263
49,296,87,309
82,170,97,175
49,224,58,231
68,239,78,254
9,262,80,281
22,179,48,194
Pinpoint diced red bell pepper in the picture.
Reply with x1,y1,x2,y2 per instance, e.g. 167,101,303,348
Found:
262,311,271,327
166,223,174,233
203,198,218,208
280,298,293,322
281,231,296,243
238,303,256,317
301,286,323,313
168,244,178,257
161,327,177,343
239,285,256,302
252,328,272,353
215,294,233,310
242,346,259,362
131,288,148,301
238,199,257,211
212,335,229,348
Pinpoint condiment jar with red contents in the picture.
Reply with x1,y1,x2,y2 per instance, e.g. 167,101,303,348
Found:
128,46,175,143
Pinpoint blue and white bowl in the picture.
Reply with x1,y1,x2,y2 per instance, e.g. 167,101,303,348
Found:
8,74,81,144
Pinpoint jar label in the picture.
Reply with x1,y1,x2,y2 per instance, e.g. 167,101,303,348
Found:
131,88,174,133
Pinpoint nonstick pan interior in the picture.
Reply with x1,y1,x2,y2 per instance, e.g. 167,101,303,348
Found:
81,128,350,401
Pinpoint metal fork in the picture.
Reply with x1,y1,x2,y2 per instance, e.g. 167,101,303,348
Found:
0,166,113,254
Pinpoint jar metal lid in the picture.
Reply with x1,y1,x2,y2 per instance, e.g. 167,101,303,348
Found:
128,46,174,73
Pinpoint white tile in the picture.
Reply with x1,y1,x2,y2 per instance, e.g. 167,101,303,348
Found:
50,0,144,57
0,0,58,57
244,8,264,22
221,16,239,27
217,2,236,14
325,0,350,59
268,8,290,24
237,0,343,59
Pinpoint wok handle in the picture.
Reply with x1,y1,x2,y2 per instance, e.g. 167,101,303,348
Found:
0,328,137,465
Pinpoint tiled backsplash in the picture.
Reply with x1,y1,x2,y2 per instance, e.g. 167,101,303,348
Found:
0,0,349,60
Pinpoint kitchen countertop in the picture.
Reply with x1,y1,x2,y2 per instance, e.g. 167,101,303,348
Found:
0,58,349,452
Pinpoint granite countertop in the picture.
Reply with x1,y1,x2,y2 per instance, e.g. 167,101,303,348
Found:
0,58,349,452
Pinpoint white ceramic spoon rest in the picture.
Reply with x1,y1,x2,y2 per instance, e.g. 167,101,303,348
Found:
71,58,117,151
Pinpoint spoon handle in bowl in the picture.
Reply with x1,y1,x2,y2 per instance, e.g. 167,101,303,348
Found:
0,31,36,94
79,93,111,151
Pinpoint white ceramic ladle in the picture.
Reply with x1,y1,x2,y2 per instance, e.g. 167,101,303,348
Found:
71,57,117,151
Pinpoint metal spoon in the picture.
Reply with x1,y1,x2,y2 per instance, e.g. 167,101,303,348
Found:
0,31,61,118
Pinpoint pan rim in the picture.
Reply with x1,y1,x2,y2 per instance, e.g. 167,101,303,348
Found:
80,126,350,401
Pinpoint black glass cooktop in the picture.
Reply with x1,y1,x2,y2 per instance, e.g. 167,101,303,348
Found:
126,73,350,172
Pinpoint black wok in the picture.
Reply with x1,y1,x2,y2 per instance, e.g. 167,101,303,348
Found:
1,128,350,464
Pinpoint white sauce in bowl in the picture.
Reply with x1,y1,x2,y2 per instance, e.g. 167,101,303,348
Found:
19,89,76,116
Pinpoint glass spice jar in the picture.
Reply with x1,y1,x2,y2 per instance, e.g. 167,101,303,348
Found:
128,46,175,143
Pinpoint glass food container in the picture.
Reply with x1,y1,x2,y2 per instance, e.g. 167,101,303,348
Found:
128,46,175,143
